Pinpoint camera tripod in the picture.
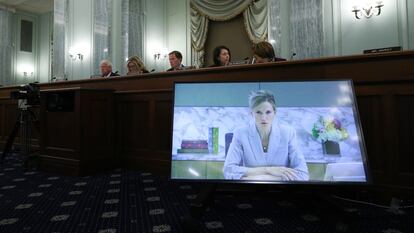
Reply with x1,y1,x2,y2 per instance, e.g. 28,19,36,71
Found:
1,100,40,167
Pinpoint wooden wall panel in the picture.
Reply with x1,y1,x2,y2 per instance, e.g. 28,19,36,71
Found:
116,91,172,173
356,83,414,189
151,94,173,152
39,89,114,175
394,94,414,185
0,100,5,144
81,92,114,160
4,101,19,139
43,111,78,159
116,96,150,153
0,100,19,147
356,95,389,184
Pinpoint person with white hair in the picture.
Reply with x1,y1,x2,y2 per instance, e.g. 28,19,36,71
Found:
100,60,119,77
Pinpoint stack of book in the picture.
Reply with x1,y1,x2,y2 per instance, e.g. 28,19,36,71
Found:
177,139,209,154
208,127,219,154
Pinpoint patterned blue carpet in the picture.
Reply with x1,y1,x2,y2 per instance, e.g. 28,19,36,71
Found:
0,155,413,233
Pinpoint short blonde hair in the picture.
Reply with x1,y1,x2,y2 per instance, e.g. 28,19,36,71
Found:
249,90,276,111
127,56,147,72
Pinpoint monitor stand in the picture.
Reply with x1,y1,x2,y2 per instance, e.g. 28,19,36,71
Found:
181,183,217,232
180,184,358,233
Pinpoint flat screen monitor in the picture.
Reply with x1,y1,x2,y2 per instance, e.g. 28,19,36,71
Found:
171,80,370,184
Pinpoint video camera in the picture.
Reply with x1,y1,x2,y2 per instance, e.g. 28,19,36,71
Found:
10,83,40,106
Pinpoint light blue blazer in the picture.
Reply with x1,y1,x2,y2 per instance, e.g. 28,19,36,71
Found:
223,120,309,180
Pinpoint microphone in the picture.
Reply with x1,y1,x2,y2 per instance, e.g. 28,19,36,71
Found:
290,53,297,60
251,57,256,64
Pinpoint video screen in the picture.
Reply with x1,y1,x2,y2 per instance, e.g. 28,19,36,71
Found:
171,81,369,183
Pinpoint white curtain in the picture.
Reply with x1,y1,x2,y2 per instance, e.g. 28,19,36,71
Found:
93,0,112,75
0,8,14,86
190,0,268,67
267,0,281,57
290,0,324,59
121,0,144,75
52,0,68,81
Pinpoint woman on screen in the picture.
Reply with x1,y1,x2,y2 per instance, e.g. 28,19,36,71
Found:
223,90,309,181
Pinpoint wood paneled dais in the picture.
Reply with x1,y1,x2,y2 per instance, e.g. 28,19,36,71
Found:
356,95,388,184
116,91,172,172
39,88,114,176
394,94,414,185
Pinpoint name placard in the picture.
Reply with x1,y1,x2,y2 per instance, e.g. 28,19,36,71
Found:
363,46,402,54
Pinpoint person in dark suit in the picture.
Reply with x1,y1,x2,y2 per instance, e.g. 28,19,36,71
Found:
167,51,185,71
210,45,231,67
100,60,120,77
252,41,286,63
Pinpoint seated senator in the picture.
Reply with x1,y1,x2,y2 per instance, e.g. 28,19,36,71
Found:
223,90,309,181
126,56,149,75
167,51,185,71
100,60,120,77
209,45,231,67
252,41,286,63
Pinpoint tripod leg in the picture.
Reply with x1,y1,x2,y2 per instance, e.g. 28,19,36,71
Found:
27,110,40,153
22,109,40,168
1,113,21,164
29,110,40,132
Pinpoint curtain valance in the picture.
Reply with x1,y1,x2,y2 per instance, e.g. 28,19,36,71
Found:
190,0,268,67
190,0,253,21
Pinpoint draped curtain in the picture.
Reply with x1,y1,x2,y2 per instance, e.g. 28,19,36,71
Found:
0,8,14,86
190,0,268,67
243,0,268,43
190,9,209,68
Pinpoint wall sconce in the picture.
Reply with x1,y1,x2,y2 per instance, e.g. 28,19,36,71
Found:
68,43,88,61
352,1,384,19
153,52,168,60
23,71,34,77
19,64,34,79
69,50,84,61
153,48,169,60
154,53,161,60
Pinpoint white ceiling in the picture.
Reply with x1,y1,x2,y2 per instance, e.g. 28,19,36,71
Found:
0,0,53,14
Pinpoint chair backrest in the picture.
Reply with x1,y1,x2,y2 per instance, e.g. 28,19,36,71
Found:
225,133,233,157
